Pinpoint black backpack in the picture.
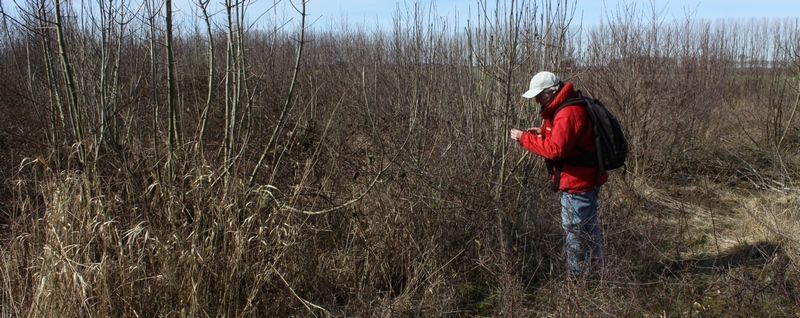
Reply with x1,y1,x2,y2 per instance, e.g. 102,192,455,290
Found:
549,96,628,189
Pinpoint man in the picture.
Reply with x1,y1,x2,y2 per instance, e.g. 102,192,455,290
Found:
509,71,606,276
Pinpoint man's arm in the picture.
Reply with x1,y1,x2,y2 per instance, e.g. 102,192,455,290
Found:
518,107,585,160
510,127,541,141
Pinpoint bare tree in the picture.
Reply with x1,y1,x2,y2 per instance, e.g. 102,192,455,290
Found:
250,0,308,186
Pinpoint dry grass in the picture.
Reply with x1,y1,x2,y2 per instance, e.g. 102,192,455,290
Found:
739,191,800,263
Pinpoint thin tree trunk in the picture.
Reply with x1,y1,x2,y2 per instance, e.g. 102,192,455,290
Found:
165,0,180,171
235,2,253,164
147,0,162,184
249,0,307,186
110,1,125,151
38,0,64,149
95,0,110,169
196,0,214,158
222,0,235,169
54,0,86,164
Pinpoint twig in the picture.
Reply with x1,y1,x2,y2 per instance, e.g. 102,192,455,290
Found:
271,264,331,317
777,79,800,150
249,0,307,186
272,128,411,216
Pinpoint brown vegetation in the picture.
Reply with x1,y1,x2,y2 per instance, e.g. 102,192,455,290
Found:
1,0,799,316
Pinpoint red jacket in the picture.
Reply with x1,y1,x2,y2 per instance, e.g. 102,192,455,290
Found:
518,82,607,193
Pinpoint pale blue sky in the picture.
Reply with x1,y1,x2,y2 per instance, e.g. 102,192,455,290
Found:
8,1,791,32
252,0,800,30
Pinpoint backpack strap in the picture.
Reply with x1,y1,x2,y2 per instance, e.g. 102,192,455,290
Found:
549,97,598,191
554,97,591,147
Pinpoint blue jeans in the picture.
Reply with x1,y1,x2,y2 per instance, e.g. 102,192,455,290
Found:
560,188,604,275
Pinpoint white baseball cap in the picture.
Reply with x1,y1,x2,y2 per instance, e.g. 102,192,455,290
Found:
521,71,561,99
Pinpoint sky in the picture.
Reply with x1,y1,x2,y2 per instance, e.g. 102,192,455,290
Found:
3,0,796,33
252,0,800,31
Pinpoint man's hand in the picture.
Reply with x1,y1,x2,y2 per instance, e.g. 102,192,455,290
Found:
510,129,523,141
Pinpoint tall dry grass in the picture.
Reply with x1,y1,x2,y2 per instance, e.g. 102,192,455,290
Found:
0,0,799,316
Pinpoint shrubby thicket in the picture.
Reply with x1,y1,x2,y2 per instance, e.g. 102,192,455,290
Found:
1,0,798,316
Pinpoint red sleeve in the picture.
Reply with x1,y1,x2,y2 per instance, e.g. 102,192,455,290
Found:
518,106,586,160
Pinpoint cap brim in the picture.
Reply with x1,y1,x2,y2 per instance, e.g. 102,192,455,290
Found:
521,88,542,99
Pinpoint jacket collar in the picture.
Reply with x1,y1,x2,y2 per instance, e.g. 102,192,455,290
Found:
540,81,576,118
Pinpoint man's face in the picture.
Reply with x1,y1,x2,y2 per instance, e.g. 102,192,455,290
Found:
535,90,554,107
